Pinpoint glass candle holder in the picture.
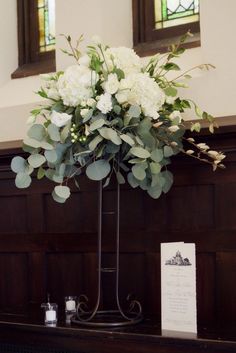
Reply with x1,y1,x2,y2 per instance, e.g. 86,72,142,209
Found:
41,303,58,324
65,296,77,313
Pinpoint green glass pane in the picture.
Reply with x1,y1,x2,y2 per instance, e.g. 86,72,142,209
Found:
155,0,199,29
38,0,56,53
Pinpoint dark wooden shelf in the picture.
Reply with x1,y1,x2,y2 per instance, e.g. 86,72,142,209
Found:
0,315,235,353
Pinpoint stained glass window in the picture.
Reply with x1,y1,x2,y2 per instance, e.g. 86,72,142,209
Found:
155,0,199,29
38,0,56,52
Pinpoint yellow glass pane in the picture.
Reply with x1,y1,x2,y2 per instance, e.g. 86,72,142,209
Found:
38,0,56,53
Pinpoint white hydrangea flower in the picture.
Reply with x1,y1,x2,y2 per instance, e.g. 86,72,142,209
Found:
79,55,90,67
103,73,119,94
51,111,72,127
96,93,113,114
116,73,165,120
105,47,142,75
57,65,98,107
87,98,96,108
40,73,61,101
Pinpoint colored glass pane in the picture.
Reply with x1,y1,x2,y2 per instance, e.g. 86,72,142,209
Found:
155,0,199,29
38,0,56,52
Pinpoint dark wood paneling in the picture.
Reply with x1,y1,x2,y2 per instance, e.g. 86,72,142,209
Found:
0,122,235,340
0,195,28,233
44,192,97,234
0,253,29,315
46,253,84,305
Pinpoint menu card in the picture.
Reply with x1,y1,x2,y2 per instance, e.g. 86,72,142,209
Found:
161,242,197,335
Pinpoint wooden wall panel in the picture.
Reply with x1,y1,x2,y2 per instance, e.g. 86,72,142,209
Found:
44,192,97,234
215,183,236,229
0,125,235,330
0,196,28,233
216,252,236,326
46,253,84,305
196,253,216,326
0,253,29,315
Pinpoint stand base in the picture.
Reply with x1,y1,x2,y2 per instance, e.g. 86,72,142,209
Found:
71,310,143,327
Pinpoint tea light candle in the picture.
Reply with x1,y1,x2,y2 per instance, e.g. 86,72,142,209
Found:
46,309,56,322
66,299,76,311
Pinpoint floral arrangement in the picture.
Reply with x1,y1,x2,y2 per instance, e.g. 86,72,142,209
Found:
11,33,225,203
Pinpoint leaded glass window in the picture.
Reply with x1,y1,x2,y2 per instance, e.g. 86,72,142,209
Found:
155,0,199,29
38,0,56,52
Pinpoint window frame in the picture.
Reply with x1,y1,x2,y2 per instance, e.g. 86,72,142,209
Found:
132,0,200,56
12,0,56,79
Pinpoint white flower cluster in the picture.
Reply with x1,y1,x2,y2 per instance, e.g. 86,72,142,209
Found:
116,73,165,120
105,47,142,75
57,65,98,107
40,43,167,123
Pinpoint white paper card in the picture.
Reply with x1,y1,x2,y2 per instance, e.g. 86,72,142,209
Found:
161,242,197,334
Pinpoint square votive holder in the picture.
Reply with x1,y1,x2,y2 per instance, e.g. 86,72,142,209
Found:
65,296,77,314
41,303,58,325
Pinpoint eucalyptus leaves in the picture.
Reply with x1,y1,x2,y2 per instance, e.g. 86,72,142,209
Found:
11,33,225,203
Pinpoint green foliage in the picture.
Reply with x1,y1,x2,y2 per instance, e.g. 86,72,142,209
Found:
86,160,111,181
11,33,225,203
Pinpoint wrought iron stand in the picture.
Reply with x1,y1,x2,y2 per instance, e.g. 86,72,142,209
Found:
71,180,143,327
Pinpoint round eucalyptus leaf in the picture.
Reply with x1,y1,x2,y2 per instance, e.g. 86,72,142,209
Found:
86,160,111,181
128,158,146,164
37,167,45,180
54,185,71,199
15,172,32,189
27,124,46,141
162,170,174,193
89,135,103,151
99,128,122,145
89,118,105,131
150,162,161,174
25,164,34,175
127,172,139,188
128,105,141,118
52,190,66,204
11,157,27,173
23,137,41,149
53,174,64,183
164,146,174,158
150,148,163,163
140,178,148,191
132,164,146,181
147,185,162,199
130,147,150,159
116,171,125,185
45,169,56,181
45,150,58,163
41,141,54,150
28,154,46,168
120,134,135,146
48,124,60,142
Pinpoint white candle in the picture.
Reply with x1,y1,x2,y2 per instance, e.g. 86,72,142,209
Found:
66,300,76,311
46,309,56,322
